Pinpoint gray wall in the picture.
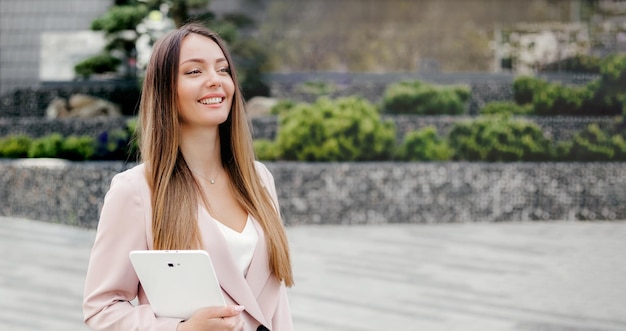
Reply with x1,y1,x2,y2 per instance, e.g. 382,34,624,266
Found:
1,160,624,228
0,0,112,95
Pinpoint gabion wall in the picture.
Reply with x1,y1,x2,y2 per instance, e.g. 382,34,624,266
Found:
0,80,141,117
0,117,131,138
1,159,624,228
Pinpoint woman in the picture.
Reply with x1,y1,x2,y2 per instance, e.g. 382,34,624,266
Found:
83,23,294,331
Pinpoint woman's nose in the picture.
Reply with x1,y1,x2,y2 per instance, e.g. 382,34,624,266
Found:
205,70,222,88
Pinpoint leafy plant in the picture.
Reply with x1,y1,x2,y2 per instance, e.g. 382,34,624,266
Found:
382,80,470,115
513,76,548,106
253,139,280,161
94,129,131,160
294,81,338,97
75,0,271,99
532,83,591,116
75,53,122,78
397,126,453,161
277,97,396,161
448,115,553,162
540,54,603,74
0,135,32,158
270,99,297,116
479,101,532,115
513,55,626,117
28,134,65,158
557,124,626,161
60,136,96,161
585,54,626,116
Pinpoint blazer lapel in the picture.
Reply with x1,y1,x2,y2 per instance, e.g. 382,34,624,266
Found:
245,220,271,296
245,219,281,325
197,207,269,326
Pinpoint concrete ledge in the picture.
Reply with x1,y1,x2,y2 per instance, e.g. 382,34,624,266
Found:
1,159,625,228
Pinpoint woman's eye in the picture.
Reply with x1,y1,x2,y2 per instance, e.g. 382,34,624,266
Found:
185,69,201,75
218,67,231,74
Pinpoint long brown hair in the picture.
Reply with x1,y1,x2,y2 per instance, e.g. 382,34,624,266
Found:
138,23,293,286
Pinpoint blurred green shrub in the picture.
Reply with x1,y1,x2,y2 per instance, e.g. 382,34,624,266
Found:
557,124,626,161
382,80,470,115
513,76,547,106
294,81,338,97
513,54,626,116
59,136,96,161
479,101,532,116
541,55,603,74
90,4,148,33
448,115,553,162
93,117,139,161
0,118,138,161
513,76,592,116
533,83,592,116
0,135,31,158
270,99,297,116
253,139,280,161
94,129,131,160
276,97,396,161
74,53,122,78
28,134,95,160
28,134,65,158
397,126,453,161
584,54,626,116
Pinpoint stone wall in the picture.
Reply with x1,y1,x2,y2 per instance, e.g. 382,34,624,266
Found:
1,159,624,228
0,117,131,138
0,80,141,118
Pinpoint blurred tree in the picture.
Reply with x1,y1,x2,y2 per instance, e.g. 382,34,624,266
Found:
75,0,270,98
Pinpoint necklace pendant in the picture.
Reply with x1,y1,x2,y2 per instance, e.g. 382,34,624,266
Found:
210,179,215,184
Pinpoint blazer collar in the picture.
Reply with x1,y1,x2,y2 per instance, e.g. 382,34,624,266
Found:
197,206,271,326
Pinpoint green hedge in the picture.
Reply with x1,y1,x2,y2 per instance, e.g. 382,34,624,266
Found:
396,126,453,161
511,54,626,117
2,99,625,163
448,115,553,162
557,124,626,162
274,97,396,161
479,101,532,116
74,53,122,78
0,118,138,161
382,80,470,115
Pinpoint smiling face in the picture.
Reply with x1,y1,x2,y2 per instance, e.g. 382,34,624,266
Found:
177,33,235,131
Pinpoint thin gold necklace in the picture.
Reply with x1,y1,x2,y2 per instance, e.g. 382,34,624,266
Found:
191,168,221,184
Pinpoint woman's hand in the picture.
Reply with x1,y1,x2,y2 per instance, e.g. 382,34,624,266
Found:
177,305,245,331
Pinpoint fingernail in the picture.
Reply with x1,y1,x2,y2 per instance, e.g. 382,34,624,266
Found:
234,305,245,312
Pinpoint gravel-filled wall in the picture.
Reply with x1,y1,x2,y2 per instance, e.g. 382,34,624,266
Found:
1,160,624,228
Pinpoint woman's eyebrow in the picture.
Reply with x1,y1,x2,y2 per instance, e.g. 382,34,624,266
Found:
180,57,228,65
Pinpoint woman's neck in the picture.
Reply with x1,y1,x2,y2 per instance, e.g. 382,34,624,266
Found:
179,126,223,177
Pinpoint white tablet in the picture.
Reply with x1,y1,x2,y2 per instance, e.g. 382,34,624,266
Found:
129,250,226,319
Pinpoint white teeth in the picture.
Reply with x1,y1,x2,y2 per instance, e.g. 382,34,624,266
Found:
199,97,222,105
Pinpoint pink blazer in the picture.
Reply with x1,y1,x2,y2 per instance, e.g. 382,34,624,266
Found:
83,162,293,331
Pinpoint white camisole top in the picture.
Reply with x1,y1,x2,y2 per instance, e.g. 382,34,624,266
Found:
214,216,259,276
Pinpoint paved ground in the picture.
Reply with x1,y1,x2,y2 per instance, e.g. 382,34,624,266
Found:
0,217,625,331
